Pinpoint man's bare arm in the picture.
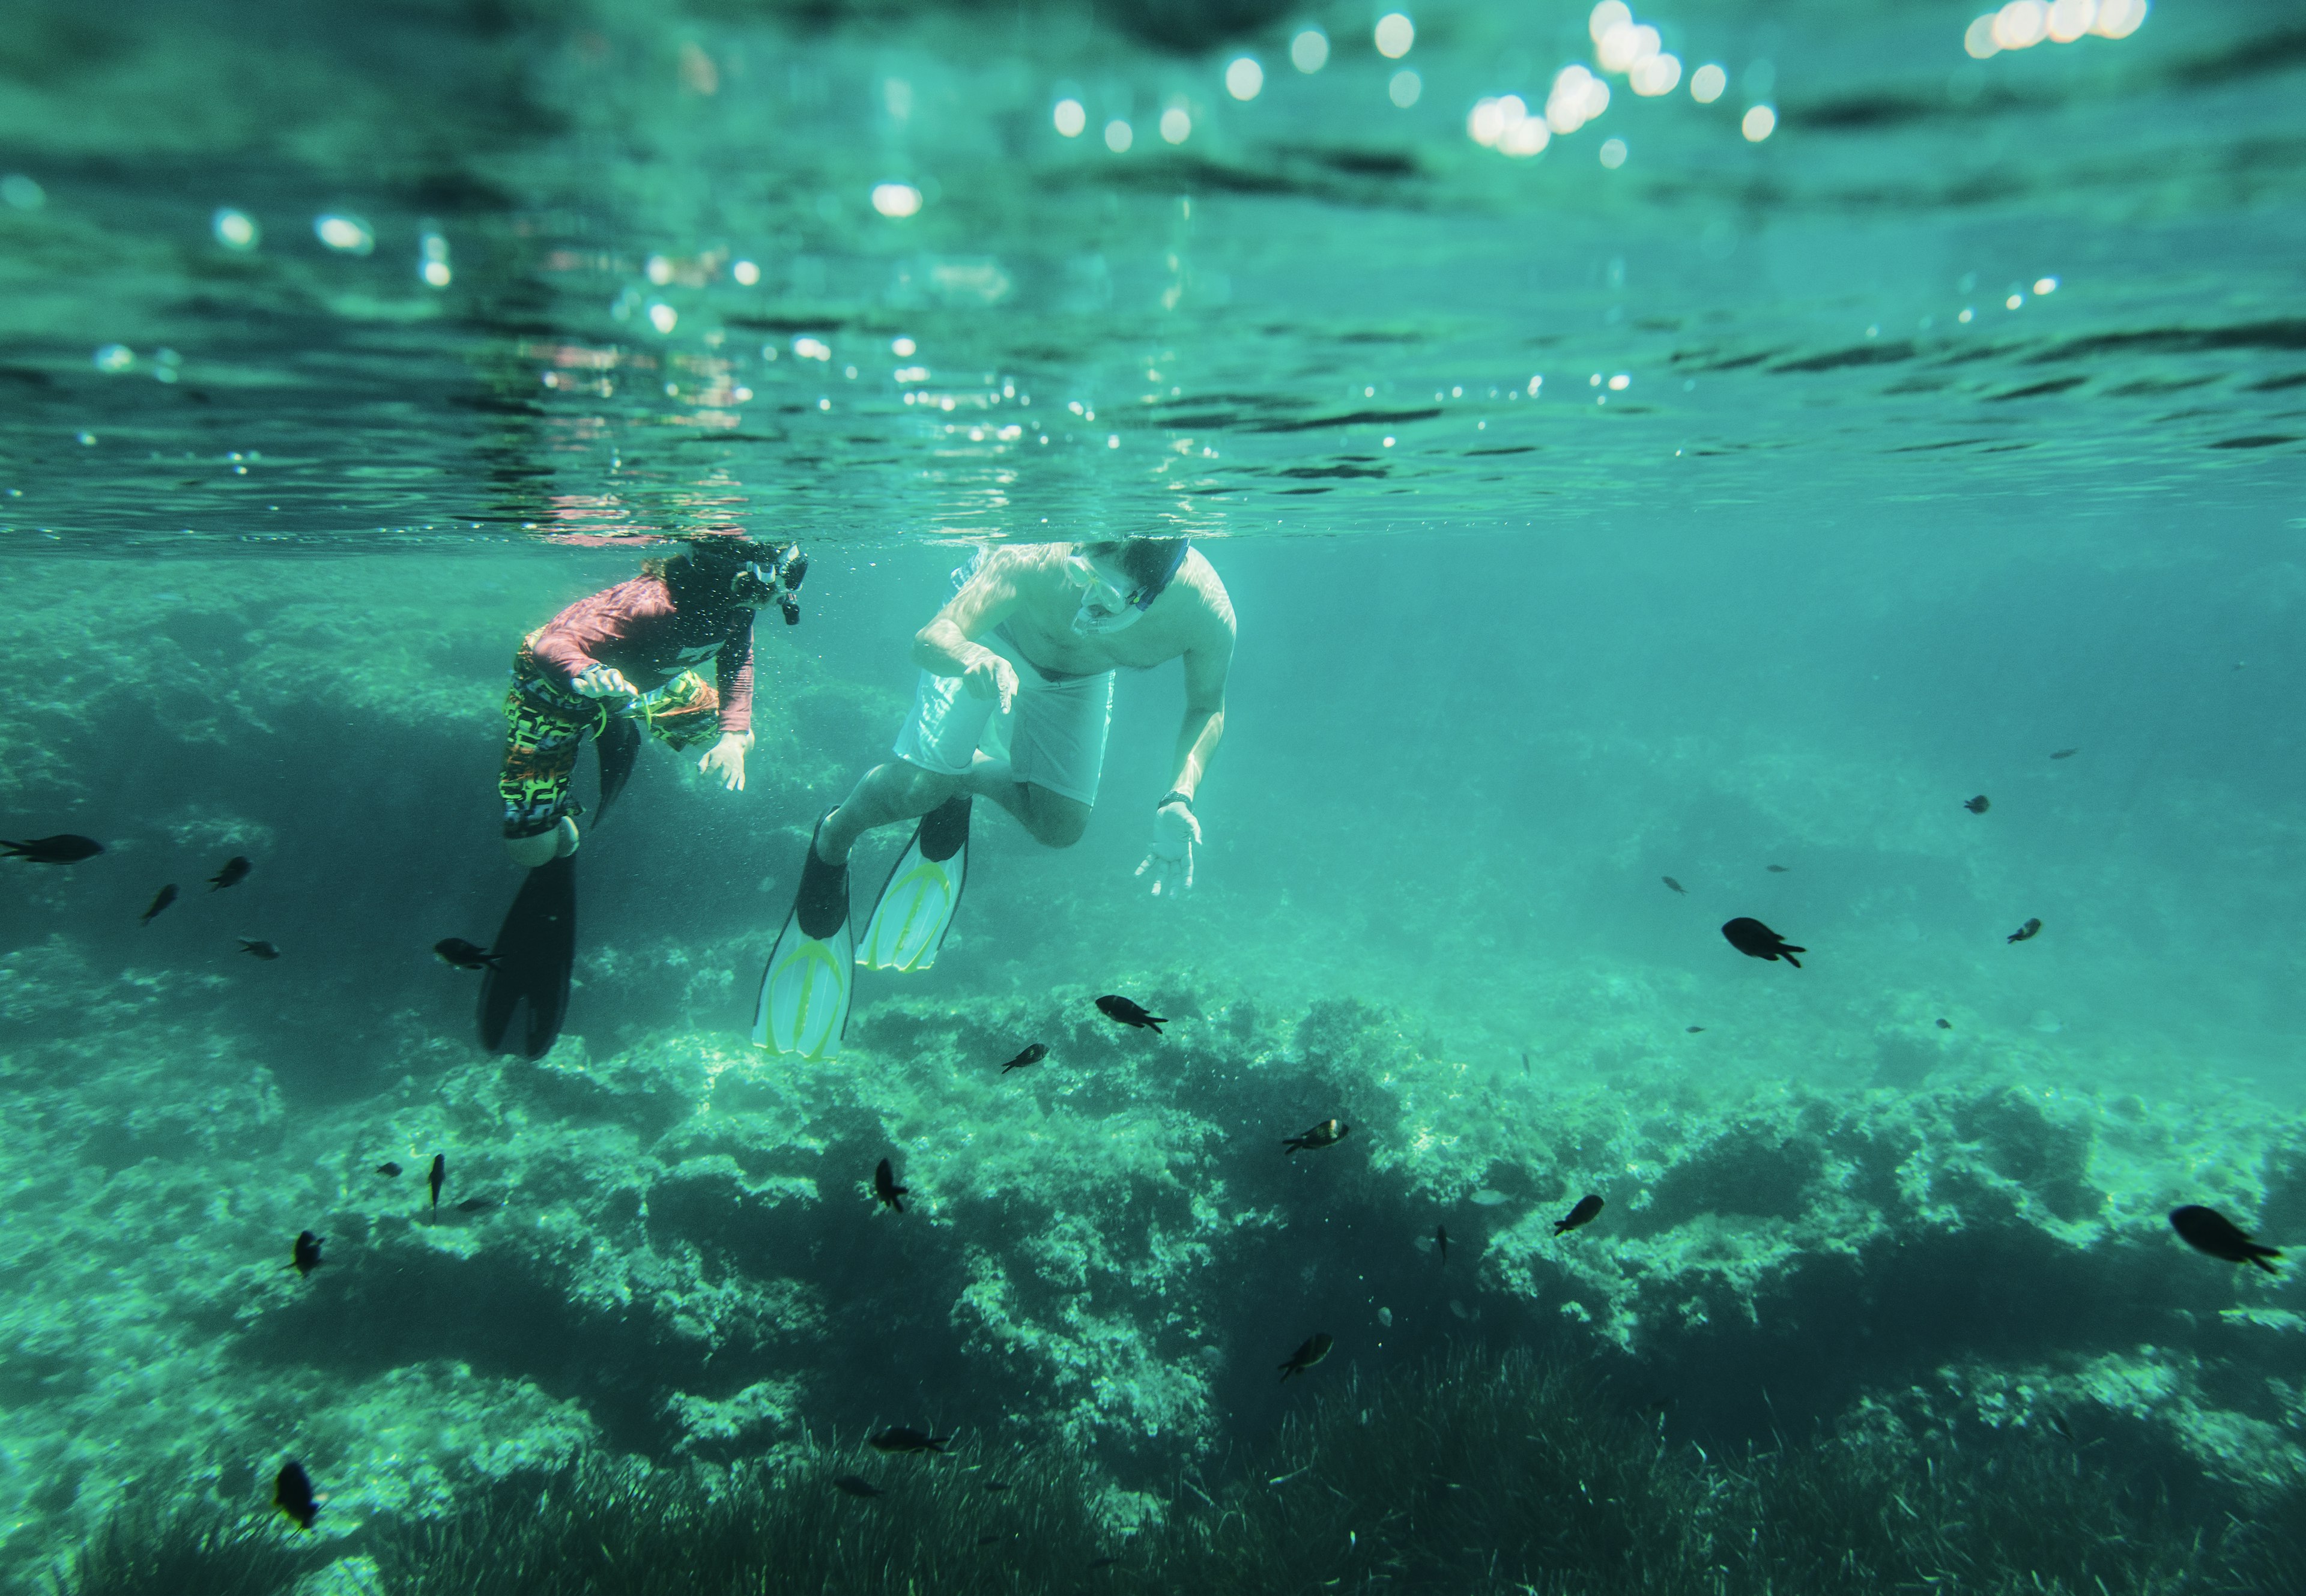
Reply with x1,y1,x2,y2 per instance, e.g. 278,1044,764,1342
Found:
913,556,1023,676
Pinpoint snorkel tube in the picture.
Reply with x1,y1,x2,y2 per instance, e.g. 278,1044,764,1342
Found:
695,538,808,625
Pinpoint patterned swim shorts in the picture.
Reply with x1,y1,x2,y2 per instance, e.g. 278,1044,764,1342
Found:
498,640,722,838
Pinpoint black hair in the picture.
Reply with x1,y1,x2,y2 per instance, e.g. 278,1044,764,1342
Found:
1082,537,1188,593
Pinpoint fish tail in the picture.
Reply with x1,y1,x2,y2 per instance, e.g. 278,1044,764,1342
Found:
1781,951,1803,969
2253,1251,2281,1274
1147,1019,1164,1033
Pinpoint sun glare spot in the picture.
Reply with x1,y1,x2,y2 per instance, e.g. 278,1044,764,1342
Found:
892,336,917,355
1993,0,2049,49
315,214,374,255
2046,0,2096,41
647,302,677,334
1631,53,1681,96
1291,28,1330,73
1588,1,1632,43
1160,106,1191,144
1053,98,1086,138
1105,119,1134,153
1599,138,1627,168
1741,104,1776,141
213,208,259,250
871,183,923,218
1964,14,2002,56
1374,13,1415,59
1389,70,1421,107
732,259,760,286
2092,0,2146,36
1226,57,1263,100
1690,62,1726,102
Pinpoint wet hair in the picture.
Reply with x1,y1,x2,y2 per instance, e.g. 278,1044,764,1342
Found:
1082,537,1188,593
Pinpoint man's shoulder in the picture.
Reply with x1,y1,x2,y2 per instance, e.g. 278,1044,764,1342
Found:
1177,550,1236,638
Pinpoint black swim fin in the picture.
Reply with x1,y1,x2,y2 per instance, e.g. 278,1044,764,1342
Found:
596,716,641,824
477,853,577,1058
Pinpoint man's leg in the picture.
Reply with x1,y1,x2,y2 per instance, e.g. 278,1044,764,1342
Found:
961,757,1090,848
817,761,964,863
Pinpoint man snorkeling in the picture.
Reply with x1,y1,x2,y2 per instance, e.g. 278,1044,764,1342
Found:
755,536,1234,1060
480,536,805,1059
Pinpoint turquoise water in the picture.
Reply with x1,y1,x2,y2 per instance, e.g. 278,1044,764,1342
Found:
5,1,2306,1591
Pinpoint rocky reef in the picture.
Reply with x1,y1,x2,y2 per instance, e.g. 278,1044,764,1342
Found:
5,952,2303,1588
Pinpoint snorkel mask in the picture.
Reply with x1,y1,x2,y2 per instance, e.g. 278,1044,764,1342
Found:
1067,541,1188,636
725,545,808,625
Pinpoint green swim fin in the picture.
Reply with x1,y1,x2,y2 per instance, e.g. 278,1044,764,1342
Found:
477,853,577,1059
857,795,970,973
753,818,852,1059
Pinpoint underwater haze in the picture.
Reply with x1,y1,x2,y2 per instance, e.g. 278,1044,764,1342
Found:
5,0,2306,1592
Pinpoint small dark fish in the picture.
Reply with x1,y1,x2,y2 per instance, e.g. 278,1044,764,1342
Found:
1000,1042,1048,1074
2171,1205,2282,1274
1722,917,1803,968
977,1533,1002,1546
982,1478,1009,1493
1282,1118,1349,1155
1935,1018,1952,1030
874,1158,908,1212
833,1474,884,1498
1088,1556,1121,1569
1,834,104,864
456,1197,497,1213
1435,1224,1449,1265
1660,875,1686,894
376,1162,402,1177
428,1153,446,1211
210,855,253,890
292,1231,322,1277
1095,994,1164,1032
2007,917,2042,944
433,938,500,972
1552,1194,1605,1236
238,939,280,960
2050,748,2078,760
1686,1025,1705,1033
2045,1410,2077,1443
869,1426,951,1455
273,1461,318,1529
140,884,178,925
1766,864,1790,872
1278,1332,1333,1382
1963,795,1990,814
1519,1050,1530,1074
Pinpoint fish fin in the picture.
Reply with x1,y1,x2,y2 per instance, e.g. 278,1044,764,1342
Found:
2252,1251,2281,1274
1780,951,1802,969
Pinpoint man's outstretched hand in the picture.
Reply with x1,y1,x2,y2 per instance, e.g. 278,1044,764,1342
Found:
1136,798,1200,896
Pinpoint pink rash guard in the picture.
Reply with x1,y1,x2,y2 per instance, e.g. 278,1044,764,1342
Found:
528,575,755,734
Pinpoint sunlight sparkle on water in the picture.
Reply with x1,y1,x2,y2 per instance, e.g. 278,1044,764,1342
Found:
1546,66,1610,134
1104,119,1133,152
1389,70,1421,107
731,259,759,285
1226,57,1263,100
211,208,258,250
647,303,677,333
1690,62,1726,101
1742,104,1776,141
1375,14,1415,59
1160,107,1191,144
1053,98,1086,137
314,214,374,254
871,182,923,218
1599,138,1627,168
1290,28,1329,73
892,337,916,356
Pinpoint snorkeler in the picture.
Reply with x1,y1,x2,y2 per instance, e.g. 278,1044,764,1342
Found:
754,537,1233,1060
482,537,806,1058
